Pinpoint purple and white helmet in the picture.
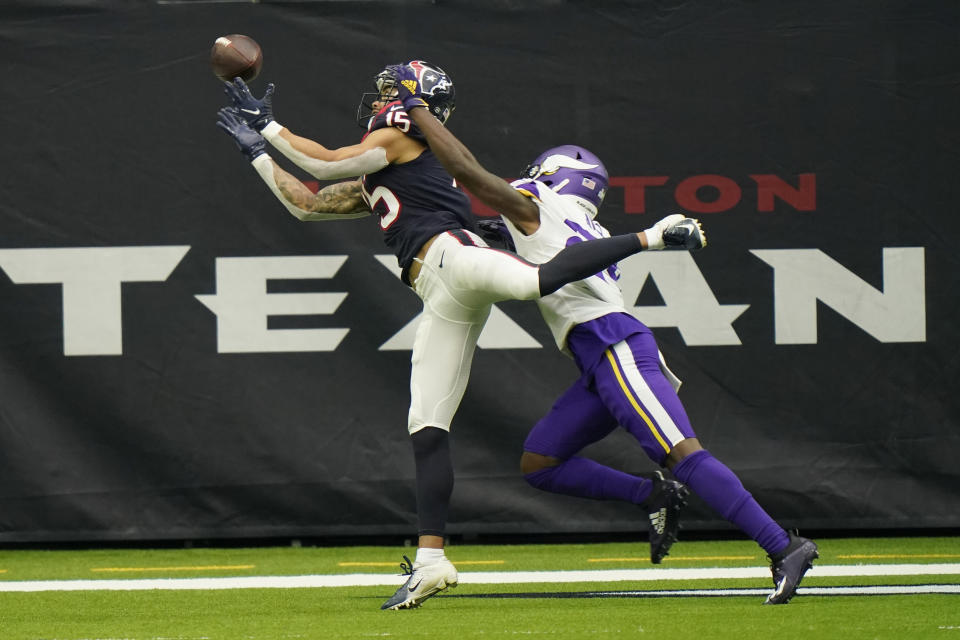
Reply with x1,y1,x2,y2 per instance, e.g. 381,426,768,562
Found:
521,145,609,217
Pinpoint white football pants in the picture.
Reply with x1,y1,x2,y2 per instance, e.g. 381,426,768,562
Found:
408,230,541,434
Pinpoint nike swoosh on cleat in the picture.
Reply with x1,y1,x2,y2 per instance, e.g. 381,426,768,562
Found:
439,251,445,268
408,579,423,592
241,108,261,115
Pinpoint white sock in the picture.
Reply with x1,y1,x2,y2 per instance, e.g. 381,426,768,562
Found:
415,547,447,565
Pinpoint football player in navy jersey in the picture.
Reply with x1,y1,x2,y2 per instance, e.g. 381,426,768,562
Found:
388,62,819,606
215,62,704,610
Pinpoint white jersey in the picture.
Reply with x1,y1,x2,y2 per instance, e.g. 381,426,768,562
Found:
503,179,628,354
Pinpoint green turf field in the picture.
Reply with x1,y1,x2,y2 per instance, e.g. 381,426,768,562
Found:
0,536,957,639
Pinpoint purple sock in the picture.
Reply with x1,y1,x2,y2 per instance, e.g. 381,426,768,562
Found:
672,450,789,556
524,456,654,505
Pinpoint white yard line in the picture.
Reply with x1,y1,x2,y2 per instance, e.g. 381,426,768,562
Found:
541,585,960,597
0,563,957,592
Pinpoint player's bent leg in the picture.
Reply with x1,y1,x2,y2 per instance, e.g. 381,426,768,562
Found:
598,334,798,573
593,333,696,463
591,333,696,561
446,241,542,302
435,229,647,304
414,231,505,317
521,380,654,503
520,451,560,475
417,230,541,304
520,374,686,561
523,455,657,505
523,378,620,461
665,437,704,469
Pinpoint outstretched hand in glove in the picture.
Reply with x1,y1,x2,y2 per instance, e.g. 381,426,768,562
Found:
216,107,267,161
223,77,275,131
643,214,707,251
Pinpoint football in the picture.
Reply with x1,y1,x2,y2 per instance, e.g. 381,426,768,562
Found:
210,34,262,82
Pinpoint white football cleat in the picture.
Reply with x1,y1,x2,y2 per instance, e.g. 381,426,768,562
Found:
381,555,459,610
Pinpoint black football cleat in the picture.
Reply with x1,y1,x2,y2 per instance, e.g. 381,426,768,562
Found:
764,531,819,604
646,470,690,564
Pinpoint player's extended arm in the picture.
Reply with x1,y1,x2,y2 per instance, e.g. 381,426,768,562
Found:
383,66,541,234
404,105,542,235
262,123,390,180
223,78,389,180
259,161,369,221
389,65,705,251
404,101,704,248
216,107,370,221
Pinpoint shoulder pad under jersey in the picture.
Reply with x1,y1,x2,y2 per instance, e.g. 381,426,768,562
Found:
363,101,425,143
510,178,545,201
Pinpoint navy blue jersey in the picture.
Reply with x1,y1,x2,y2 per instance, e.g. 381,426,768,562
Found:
360,102,476,283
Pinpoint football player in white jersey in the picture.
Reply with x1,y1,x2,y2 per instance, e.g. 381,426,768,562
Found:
390,63,818,605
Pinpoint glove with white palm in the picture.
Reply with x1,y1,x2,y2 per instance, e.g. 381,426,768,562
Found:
644,214,707,251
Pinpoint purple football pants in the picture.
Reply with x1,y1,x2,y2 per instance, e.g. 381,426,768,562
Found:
524,331,694,466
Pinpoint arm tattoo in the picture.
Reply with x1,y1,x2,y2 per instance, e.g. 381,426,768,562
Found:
275,170,368,216
311,181,368,215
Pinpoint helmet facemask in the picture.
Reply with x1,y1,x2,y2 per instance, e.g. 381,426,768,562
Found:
356,70,401,127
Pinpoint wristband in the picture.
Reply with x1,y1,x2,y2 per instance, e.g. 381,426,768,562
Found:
643,227,665,251
261,120,283,141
